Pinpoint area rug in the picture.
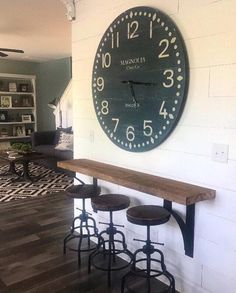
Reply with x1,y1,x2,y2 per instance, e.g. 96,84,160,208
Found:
0,163,74,202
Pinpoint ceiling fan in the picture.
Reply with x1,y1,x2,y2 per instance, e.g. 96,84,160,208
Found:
0,48,24,57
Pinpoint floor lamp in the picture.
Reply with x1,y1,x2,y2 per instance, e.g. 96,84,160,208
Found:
48,98,62,128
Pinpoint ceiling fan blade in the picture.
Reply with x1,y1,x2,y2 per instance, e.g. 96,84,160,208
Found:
0,51,8,57
0,48,24,53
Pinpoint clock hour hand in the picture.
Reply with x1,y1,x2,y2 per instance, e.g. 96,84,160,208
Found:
121,80,138,105
129,83,137,105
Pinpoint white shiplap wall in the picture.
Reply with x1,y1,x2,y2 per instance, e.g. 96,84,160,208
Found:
72,0,236,292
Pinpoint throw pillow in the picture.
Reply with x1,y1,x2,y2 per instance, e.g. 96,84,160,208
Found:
57,126,72,132
55,131,73,151
54,126,73,145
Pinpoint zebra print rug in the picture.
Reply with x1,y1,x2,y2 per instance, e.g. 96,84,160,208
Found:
0,163,73,202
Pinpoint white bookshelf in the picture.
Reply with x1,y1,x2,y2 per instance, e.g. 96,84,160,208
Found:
0,73,37,141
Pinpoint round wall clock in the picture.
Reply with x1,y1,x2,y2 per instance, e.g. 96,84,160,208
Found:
92,6,189,152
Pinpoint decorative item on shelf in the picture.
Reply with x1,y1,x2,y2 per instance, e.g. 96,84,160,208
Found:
16,113,21,122
26,128,33,136
48,97,62,127
0,80,6,91
13,125,26,137
8,82,17,92
6,150,21,159
22,95,33,107
6,114,14,122
21,114,31,123
26,129,31,136
0,141,11,150
0,111,8,122
0,95,12,108
12,95,22,107
0,128,8,137
19,83,29,92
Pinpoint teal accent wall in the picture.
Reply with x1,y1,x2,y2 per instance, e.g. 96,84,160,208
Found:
0,59,38,75
37,58,71,131
0,57,71,131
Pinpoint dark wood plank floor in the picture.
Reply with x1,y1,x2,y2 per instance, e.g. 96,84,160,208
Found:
0,193,175,293
0,193,131,293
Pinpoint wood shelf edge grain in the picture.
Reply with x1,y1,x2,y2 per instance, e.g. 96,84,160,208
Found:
58,159,216,206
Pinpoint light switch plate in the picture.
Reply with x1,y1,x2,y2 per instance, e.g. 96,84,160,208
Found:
211,143,229,163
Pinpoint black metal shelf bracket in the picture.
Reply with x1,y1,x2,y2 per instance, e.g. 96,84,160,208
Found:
93,177,98,188
163,199,195,258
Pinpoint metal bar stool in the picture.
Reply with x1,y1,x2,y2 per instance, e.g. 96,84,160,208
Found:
121,205,175,293
63,179,101,266
88,194,133,287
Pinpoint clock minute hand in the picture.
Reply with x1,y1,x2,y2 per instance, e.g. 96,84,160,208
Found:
121,80,157,86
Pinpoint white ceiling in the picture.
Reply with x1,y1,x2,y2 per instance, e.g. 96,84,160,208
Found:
0,0,71,62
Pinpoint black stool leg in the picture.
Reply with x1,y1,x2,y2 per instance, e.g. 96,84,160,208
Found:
64,197,99,267
108,210,115,286
153,248,176,292
77,198,87,266
88,232,105,273
63,215,81,254
89,210,131,287
147,225,151,293
121,224,176,293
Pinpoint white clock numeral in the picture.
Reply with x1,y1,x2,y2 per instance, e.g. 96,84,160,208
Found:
112,118,119,132
96,77,104,91
163,69,174,88
102,53,111,68
101,100,109,115
111,32,120,48
158,39,170,59
127,21,139,39
159,101,168,119
126,126,135,141
143,120,153,136
149,21,153,39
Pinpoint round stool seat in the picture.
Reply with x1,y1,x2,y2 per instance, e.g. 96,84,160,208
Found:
91,194,130,212
66,184,101,199
127,205,170,226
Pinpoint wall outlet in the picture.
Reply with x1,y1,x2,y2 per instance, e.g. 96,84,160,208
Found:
211,143,229,163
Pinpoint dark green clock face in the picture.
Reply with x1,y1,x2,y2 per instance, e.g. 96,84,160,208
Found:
92,6,189,152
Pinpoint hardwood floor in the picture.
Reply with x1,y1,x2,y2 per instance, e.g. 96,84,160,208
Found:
0,194,127,292
0,193,175,293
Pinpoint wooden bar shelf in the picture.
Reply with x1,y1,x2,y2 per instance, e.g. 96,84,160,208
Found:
58,159,216,257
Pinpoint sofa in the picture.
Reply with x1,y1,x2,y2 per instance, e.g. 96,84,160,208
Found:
31,128,73,170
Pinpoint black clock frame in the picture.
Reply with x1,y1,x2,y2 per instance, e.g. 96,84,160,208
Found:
92,6,189,152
